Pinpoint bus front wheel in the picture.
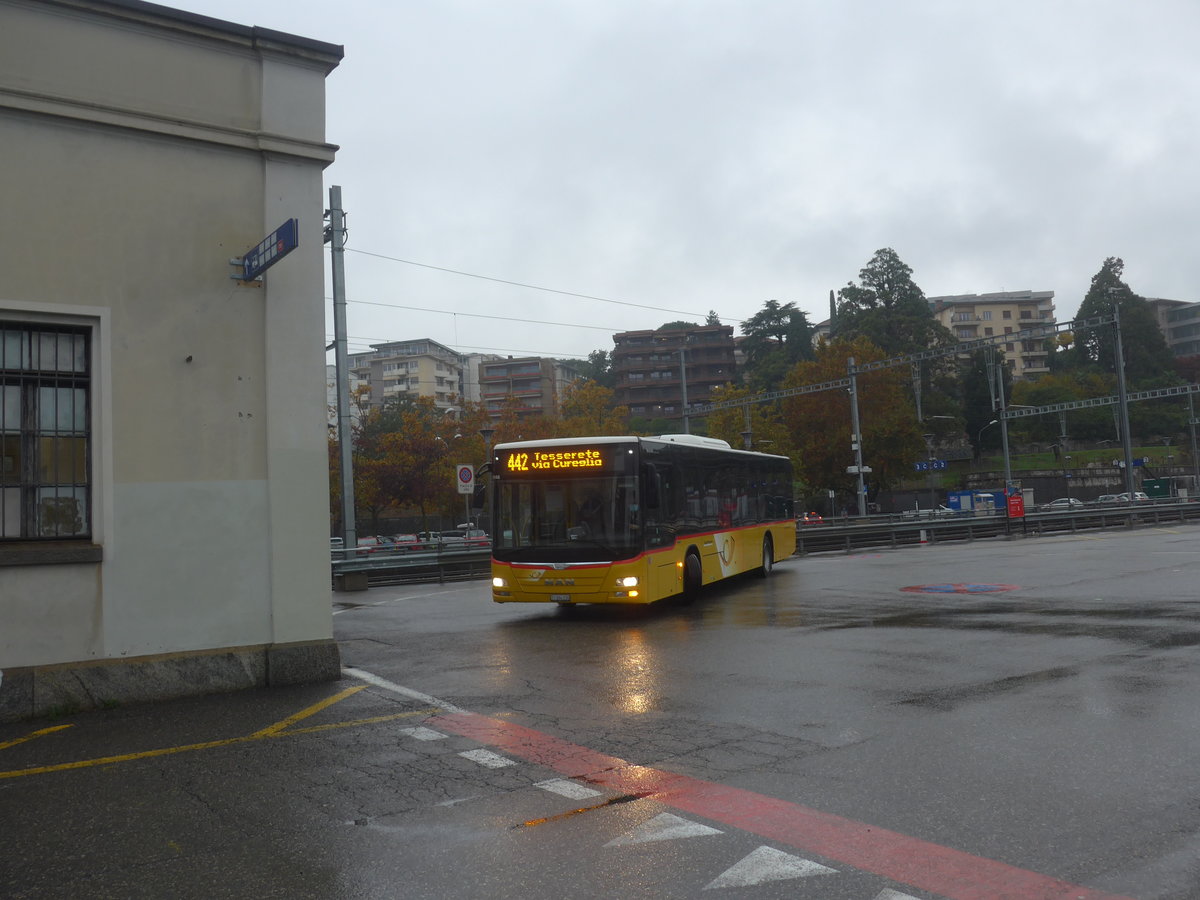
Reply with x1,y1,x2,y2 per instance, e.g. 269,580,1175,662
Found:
681,552,702,603
759,536,774,578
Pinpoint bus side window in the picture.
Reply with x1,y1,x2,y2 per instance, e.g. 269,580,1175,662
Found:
641,464,659,512
642,464,672,547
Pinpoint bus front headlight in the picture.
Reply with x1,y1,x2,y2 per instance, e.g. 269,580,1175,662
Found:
492,577,507,588
618,576,639,588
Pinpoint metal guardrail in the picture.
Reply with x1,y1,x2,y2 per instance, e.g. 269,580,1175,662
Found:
331,545,491,589
330,500,1200,587
796,500,1200,555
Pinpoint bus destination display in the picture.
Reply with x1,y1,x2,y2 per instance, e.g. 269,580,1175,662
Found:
501,447,611,475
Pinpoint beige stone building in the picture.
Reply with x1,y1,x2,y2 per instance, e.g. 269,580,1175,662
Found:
348,338,464,414
930,290,1056,379
0,0,342,719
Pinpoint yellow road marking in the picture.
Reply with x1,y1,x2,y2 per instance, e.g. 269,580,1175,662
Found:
252,684,366,737
0,724,73,751
0,690,436,781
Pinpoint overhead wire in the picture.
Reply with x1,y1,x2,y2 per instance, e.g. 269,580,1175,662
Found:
345,247,729,322
344,297,619,333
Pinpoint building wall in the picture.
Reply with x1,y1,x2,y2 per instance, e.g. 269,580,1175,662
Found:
1147,298,1200,358
479,356,577,419
930,291,1056,379
613,325,737,421
0,0,342,717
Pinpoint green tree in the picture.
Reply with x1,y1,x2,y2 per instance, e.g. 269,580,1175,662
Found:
564,350,615,388
738,299,815,392
833,248,954,358
958,350,1011,456
705,310,722,326
1069,257,1177,386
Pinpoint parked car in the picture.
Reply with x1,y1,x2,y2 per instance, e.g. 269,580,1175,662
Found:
1095,494,1119,504
439,528,490,548
1115,492,1150,502
329,537,344,551
391,533,423,552
1040,497,1085,511
356,535,393,554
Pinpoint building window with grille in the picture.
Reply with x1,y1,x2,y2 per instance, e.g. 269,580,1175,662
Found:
1,323,91,540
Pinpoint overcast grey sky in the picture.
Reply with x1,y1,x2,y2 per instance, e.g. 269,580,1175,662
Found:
185,0,1199,361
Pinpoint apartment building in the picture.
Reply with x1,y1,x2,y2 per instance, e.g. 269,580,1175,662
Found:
929,291,1056,379
478,356,580,420
612,325,737,422
459,352,502,404
348,338,464,414
1145,298,1200,358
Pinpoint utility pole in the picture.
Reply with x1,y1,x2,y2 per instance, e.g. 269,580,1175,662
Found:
1112,303,1136,498
679,342,689,434
848,357,867,516
1189,394,1200,488
990,350,1014,491
326,186,356,551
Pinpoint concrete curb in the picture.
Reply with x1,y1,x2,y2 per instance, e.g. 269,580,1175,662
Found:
0,639,341,723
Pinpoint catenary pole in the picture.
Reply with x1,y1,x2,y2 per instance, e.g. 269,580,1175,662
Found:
1112,303,1136,498
848,357,867,516
327,186,356,550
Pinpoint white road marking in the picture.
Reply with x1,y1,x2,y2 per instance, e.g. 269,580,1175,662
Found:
535,778,603,800
459,749,515,768
342,667,465,714
873,890,925,900
605,812,723,847
704,845,838,889
400,726,447,741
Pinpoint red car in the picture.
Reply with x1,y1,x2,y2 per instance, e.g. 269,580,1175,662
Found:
800,511,825,525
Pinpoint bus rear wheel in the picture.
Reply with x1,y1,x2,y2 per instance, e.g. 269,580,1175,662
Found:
759,536,774,578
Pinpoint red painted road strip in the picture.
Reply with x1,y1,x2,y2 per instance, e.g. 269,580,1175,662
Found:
432,712,1135,900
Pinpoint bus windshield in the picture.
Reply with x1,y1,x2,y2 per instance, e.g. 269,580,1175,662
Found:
493,474,640,563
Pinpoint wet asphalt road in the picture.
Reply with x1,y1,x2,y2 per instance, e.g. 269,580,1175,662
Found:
2,524,1199,899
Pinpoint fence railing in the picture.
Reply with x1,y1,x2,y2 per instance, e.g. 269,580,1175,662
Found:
331,500,1200,588
797,499,1200,555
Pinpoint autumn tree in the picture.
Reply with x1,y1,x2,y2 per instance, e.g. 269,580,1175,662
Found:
558,380,629,436
779,337,922,505
704,384,793,459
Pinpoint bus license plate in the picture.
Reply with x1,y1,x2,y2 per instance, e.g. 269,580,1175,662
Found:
552,594,570,602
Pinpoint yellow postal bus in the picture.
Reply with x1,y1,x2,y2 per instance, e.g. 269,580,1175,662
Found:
490,434,795,605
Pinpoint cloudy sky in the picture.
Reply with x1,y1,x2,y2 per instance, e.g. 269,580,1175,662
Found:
184,0,1199,362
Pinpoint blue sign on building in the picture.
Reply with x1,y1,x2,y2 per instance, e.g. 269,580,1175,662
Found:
238,218,299,281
